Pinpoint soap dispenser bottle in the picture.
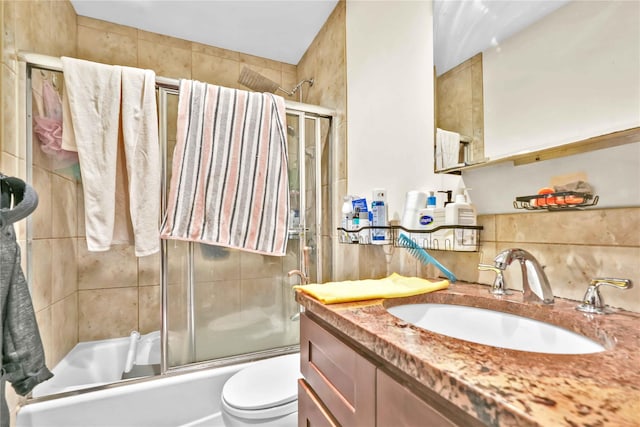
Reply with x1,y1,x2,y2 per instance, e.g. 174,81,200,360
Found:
444,189,477,251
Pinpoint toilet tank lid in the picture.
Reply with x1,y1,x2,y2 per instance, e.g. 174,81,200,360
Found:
222,353,300,410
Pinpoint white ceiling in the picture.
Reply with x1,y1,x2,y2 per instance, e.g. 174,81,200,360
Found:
70,0,339,65
71,0,569,71
434,0,570,75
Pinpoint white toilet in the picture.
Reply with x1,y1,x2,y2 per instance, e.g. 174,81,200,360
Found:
221,353,299,427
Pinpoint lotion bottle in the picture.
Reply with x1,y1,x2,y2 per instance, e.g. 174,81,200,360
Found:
444,190,477,250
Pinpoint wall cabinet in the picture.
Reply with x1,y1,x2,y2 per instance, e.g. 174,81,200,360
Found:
299,313,471,426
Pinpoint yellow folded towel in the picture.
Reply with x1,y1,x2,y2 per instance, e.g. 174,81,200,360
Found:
293,273,449,304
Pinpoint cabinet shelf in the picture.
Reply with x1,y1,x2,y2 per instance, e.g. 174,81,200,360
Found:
337,225,483,252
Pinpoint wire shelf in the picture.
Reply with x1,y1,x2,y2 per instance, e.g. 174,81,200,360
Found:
337,224,483,252
514,191,598,211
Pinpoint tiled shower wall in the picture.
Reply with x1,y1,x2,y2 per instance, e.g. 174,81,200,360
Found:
1,0,78,418
297,0,347,281
2,0,326,376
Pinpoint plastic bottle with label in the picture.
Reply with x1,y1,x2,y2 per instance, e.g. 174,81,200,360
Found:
340,195,354,243
444,190,477,251
371,188,390,244
416,191,446,248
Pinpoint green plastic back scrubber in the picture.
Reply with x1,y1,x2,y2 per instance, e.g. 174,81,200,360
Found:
398,233,457,282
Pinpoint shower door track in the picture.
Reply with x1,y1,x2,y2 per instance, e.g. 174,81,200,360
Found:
20,51,337,376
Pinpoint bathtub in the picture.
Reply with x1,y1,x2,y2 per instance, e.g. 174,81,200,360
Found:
17,362,252,427
32,331,160,397
19,332,299,427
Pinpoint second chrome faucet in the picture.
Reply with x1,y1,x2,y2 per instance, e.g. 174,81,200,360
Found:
478,248,554,304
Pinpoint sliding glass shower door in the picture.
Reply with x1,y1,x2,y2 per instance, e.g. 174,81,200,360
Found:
159,89,330,369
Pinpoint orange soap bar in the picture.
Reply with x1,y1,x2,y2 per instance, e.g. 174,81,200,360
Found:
537,187,555,206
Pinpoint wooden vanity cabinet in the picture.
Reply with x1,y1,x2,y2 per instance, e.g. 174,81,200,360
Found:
299,312,376,426
300,312,469,427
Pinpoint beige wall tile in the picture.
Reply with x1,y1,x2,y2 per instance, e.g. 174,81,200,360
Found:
194,244,240,282
239,52,287,72
77,24,137,67
31,167,52,239
76,181,85,236
78,240,138,289
50,0,77,58
192,52,240,89
29,0,54,56
2,0,16,69
192,42,240,62
240,277,282,313
358,244,388,279
139,285,160,334
195,280,241,325
138,251,160,286
31,238,52,312
13,0,34,52
138,39,191,80
50,292,78,366
35,306,52,366
50,173,77,238
78,287,138,341
240,251,283,279
495,208,640,247
166,240,189,285
137,29,191,50
77,16,137,38
51,237,78,302
2,63,17,156
477,214,496,242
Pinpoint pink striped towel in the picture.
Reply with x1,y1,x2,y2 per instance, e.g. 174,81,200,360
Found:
160,80,290,256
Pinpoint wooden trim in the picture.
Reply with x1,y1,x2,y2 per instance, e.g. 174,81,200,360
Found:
511,127,640,166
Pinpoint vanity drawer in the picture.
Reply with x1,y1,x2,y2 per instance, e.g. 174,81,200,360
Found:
377,369,456,427
298,378,339,427
300,313,376,427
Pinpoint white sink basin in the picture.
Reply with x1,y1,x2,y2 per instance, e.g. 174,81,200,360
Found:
387,303,604,354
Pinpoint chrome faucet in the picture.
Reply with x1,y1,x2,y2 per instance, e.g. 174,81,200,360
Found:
576,278,632,314
480,248,554,304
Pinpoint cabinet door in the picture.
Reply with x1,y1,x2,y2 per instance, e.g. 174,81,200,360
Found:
377,369,456,427
298,378,339,427
300,313,376,427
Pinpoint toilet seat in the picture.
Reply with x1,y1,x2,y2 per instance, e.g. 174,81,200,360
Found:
221,353,299,420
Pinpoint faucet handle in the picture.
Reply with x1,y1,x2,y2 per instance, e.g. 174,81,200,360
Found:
576,278,632,314
478,264,511,296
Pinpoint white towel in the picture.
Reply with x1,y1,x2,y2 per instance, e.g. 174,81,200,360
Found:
121,67,161,256
62,57,122,252
161,80,290,256
436,128,461,169
62,58,161,256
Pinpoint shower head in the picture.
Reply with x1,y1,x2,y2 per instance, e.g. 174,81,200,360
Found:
238,67,292,96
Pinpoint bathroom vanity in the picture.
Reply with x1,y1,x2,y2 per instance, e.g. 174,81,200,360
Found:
296,283,640,426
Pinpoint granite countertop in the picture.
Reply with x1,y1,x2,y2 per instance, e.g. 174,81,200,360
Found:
295,282,640,427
